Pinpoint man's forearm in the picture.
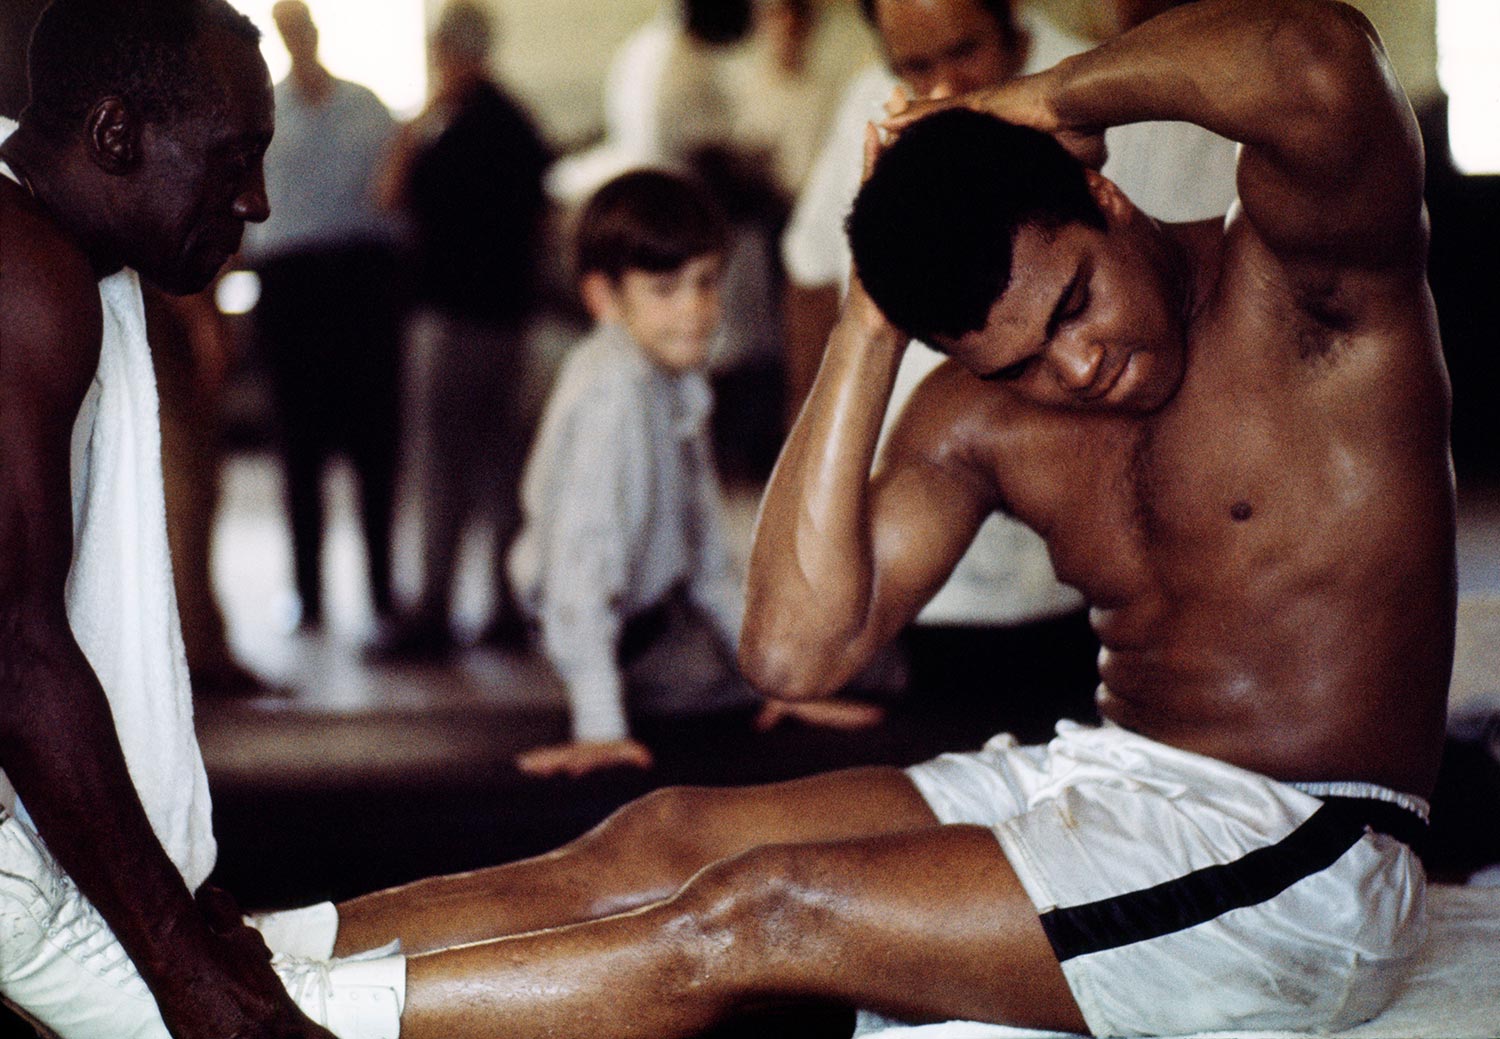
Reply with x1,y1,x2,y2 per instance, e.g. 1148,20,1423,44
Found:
741,296,906,698
1042,0,1383,164
0,639,227,1011
782,282,842,430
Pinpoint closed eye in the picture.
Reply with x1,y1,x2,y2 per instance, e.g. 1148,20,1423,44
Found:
980,356,1035,383
944,37,980,62
1046,266,1090,341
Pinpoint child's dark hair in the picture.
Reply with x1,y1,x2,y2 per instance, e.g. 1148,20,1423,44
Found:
847,109,1105,343
576,169,730,281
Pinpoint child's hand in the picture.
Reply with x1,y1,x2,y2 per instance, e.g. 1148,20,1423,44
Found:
515,738,655,778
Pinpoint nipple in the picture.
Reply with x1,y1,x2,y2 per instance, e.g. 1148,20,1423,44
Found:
1230,501,1253,522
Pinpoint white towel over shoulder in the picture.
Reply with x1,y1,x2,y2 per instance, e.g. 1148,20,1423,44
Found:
0,124,217,890
57,268,216,890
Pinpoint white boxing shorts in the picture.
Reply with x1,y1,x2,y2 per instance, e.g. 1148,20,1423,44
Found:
0,807,343,1039
904,721,1429,1037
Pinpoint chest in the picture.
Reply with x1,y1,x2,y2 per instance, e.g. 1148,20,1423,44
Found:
1026,349,1378,606
1138,383,1311,541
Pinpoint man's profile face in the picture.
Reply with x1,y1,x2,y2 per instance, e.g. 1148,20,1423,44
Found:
129,27,274,295
875,0,1024,99
934,212,1188,414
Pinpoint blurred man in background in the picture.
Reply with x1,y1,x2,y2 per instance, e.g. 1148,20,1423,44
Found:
244,0,404,637
374,0,552,661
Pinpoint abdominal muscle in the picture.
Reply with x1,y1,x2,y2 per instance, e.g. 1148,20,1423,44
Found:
1089,581,1452,798
989,331,1455,796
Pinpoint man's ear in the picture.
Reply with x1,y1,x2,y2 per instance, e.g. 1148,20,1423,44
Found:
579,271,620,324
1083,170,1131,222
86,97,140,175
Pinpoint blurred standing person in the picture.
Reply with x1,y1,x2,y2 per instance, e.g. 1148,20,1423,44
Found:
244,0,403,633
729,0,872,210
374,0,552,660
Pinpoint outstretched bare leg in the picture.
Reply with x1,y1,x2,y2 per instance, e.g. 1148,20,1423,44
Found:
396,824,1088,1039
332,766,939,955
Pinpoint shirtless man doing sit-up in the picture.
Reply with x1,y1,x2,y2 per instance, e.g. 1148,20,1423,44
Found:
741,0,1450,1030
3,3,1441,1037
294,4,1451,1037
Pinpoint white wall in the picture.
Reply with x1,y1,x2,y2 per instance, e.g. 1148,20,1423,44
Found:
426,0,1442,147
434,0,664,146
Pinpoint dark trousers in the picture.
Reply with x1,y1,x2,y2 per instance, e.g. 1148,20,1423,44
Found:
617,589,759,721
255,245,404,621
402,308,554,629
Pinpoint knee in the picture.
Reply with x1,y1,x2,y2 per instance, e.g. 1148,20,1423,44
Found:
588,786,729,877
668,844,835,984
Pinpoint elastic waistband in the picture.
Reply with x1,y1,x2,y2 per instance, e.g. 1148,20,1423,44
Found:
1292,782,1429,847
1289,780,1430,821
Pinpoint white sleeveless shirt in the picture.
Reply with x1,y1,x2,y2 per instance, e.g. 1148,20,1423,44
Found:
0,118,216,889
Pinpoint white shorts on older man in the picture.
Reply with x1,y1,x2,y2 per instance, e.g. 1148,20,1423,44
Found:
0,808,403,1039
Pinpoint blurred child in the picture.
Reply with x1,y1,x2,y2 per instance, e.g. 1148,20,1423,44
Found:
508,170,879,778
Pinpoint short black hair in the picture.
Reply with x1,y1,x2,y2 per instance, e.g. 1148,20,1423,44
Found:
24,0,260,140
858,0,1018,48
683,0,752,46
847,108,1104,343
576,169,730,281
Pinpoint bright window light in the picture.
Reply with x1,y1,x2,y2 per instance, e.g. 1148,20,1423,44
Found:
229,0,428,117
1437,0,1500,174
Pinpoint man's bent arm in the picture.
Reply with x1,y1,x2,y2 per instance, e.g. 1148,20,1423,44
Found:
1051,1,1421,266
741,286,989,699
898,0,1424,271
0,242,331,1039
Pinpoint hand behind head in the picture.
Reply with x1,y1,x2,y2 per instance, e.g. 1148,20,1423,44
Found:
882,77,1107,170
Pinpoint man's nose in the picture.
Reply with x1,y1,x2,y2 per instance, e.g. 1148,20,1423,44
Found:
1051,339,1105,393
233,173,270,224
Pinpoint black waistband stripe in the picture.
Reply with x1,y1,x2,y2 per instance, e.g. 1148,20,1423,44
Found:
1039,797,1425,963
1316,795,1428,849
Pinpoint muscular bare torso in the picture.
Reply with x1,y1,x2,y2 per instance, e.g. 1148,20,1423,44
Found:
950,218,1454,797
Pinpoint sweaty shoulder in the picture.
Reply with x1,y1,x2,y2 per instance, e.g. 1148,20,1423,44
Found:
880,355,1036,508
0,182,103,415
